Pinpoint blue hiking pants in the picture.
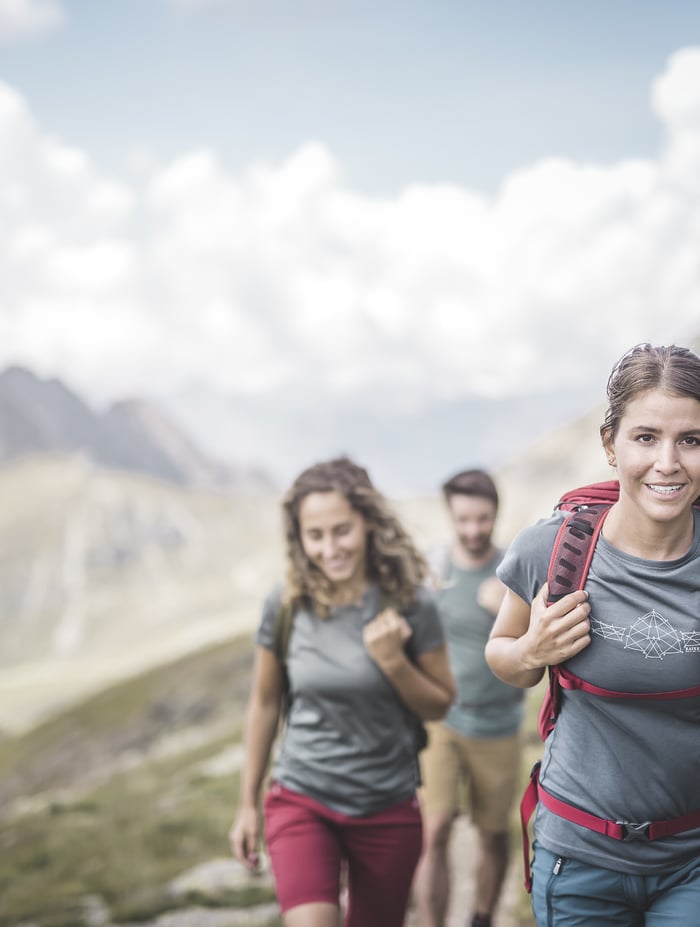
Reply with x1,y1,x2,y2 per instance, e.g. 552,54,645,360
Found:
531,841,700,926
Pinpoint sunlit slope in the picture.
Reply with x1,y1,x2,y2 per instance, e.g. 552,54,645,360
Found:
0,454,282,731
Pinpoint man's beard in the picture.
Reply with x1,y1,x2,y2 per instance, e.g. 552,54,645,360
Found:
458,534,491,558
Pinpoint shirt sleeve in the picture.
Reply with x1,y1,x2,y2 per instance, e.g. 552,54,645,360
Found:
404,585,446,655
255,582,284,650
496,515,564,605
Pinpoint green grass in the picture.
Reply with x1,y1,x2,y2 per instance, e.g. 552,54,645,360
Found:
0,634,255,807
0,628,545,927
0,740,269,926
0,634,281,927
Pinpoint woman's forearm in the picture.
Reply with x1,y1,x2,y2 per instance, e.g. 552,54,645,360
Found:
484,635,546,689
238,697,281,809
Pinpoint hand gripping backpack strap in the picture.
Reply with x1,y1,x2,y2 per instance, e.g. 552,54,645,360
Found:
537,504,610,739
522,502,610,891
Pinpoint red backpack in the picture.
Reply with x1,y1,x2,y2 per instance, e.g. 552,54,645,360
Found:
519,480,700,892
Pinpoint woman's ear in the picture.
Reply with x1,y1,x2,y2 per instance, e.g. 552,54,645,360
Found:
600,430,616,468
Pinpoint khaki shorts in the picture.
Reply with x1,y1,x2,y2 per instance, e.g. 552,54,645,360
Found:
419,722,521,832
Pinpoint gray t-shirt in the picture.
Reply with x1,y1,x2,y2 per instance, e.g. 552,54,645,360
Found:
434,547,524,738
498,510,700,874
256,582,445,816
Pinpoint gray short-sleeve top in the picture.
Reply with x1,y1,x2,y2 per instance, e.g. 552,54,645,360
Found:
497,510,700,874
256,582,445,816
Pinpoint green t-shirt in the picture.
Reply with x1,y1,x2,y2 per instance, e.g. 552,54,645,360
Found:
435,547,524,737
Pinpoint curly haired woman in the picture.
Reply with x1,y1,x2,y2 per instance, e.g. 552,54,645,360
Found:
230,456,456,927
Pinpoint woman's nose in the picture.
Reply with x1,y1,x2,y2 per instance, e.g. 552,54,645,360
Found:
655,441,681,473
322,536,338,558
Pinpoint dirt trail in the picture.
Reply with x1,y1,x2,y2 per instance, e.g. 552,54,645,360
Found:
406,817,524,927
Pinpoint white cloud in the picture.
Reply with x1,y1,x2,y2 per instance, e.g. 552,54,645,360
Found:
1,49,700,411
651,47,700,199
651,47,700,133
0,0,64,42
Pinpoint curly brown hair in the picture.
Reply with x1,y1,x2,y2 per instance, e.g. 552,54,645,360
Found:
281,457,428,617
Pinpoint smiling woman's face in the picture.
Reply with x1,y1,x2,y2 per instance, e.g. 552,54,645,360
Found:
605,387,700,525
298,489,368,590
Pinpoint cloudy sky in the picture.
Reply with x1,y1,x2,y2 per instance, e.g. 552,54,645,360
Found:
2,0,700,485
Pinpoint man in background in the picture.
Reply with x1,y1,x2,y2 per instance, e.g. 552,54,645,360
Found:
413,469,524,927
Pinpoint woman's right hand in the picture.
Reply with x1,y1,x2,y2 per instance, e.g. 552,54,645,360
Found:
229,805,260,871
523,583,591,669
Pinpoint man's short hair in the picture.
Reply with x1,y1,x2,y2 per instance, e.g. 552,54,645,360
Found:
441,468,499,509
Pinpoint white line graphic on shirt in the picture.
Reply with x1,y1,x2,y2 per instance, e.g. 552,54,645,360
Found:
590,610,693,658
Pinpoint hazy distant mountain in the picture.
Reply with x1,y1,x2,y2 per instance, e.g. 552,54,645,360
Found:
0,453,284,730
162,380,600,493
496,402,611,542
0,366,269,488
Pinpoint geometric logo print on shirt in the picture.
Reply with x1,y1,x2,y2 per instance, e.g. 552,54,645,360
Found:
590,610,700,658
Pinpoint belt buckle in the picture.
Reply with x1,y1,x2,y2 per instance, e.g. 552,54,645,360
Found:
617,820,651,841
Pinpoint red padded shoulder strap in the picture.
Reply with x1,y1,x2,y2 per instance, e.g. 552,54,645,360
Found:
555,479,620,512
547,504,610,604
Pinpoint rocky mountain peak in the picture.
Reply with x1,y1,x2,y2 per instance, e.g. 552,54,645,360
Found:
0,365,267,488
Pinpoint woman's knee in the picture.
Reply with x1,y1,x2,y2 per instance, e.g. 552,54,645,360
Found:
284,901,340,927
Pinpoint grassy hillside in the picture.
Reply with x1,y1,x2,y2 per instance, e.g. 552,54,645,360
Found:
0,624,544,927
0,454,284,733
0,633,283,927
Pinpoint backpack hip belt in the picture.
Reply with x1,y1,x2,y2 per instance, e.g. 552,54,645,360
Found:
521,761,700,892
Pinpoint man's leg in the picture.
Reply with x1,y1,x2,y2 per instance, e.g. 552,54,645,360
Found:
412,811,456,927
467,732,521,926
413,722,462,927
472,828,510,925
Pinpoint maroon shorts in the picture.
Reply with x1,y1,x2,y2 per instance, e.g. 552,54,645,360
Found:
264,782,422,927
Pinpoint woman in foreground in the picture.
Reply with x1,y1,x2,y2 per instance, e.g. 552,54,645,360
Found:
486,343,700,926
230,456,456,927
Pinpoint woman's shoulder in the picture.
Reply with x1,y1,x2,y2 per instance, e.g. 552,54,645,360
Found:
262,580,285,610
497,512,567,601
404,581,438,612
507,511,567,551
257,581,287,649
403,583,445,650
405,583,443,629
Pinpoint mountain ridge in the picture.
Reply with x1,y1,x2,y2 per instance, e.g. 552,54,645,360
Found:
0,365,270,489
